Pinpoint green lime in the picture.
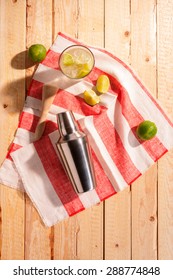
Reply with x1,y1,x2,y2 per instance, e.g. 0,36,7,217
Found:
62,53,74,66
136,120,157,140
96,74,110,94
28,44,47,62
83,89,100,106
77,63,90,78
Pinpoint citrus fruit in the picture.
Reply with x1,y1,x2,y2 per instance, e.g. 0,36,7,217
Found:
28,44,47,62
83,89,100,106
96,74,110,94
62,53,74,66
76,63,90,78
136,120,157,140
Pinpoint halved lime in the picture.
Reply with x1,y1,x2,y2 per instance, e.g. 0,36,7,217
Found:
96,74,110,94
136,120,157,140
84,89,100,106
28,44,47,62
62,53,74,66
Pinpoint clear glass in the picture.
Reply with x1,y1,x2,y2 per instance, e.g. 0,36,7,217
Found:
59,45,95,79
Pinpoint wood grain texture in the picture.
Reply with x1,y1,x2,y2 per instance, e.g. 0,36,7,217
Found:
104,0,131,260
157,0,173,260
25,0,53,260
105,0,131,61
131,0,157,259
0,0,26,260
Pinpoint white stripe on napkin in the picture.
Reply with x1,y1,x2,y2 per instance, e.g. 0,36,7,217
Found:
11,144,69,227
80,116,127,192
107,100,154,171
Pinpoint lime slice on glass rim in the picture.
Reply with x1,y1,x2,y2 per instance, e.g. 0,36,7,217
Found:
84,89,100,106
136,120,157,140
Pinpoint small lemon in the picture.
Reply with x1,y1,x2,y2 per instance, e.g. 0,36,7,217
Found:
28,44,47,62
96,74,110,94
136,120,157,140
84,89,100,106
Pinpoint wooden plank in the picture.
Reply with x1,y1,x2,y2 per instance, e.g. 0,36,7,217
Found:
131,0,157,259
0,0,26,259
157,0,173,260
77,0,104,45
105,0,131,62
54,206,103,259
52,0,78,41
24,0,53,260
53,0,104,260
104,0,131,260
104,189,131,260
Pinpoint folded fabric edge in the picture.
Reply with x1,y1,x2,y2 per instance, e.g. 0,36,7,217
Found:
0,159,25,191
10,147,105,227
0,180,24,192
10,150,60,227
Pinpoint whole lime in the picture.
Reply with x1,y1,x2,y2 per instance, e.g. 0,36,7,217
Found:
28,44,47,62
136,120,157,140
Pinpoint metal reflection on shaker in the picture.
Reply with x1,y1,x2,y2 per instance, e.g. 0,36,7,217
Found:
56,111,96,193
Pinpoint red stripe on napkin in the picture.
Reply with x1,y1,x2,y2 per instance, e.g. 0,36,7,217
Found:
58,32,83,45
7,143,22,160
137,135,168,162
91,151,116,200
116,84,167,160
34,136,85,216
27,80,44,100
53,90,106,116
19,112,39,133
93,113,141,185
41,49,60,70
43,120,58,136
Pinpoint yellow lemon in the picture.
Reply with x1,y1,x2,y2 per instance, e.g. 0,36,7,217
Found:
96,74,110,94
136,120,157,140
84,89,100,106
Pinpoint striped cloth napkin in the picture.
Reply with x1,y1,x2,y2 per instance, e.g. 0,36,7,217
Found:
0,32,173,226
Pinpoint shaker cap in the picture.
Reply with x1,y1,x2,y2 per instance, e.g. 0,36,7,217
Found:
57,111,79,137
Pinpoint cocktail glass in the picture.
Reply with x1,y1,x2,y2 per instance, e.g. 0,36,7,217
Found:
59,45,95,79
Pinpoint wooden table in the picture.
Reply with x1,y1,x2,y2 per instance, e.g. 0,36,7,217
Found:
0,0,173,260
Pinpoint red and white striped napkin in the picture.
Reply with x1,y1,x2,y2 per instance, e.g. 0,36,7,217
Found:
1,33,173,226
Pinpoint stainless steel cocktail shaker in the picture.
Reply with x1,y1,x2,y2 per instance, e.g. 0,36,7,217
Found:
56,111,96,193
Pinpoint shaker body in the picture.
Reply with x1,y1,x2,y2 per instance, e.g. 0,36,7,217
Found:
56,111,96,193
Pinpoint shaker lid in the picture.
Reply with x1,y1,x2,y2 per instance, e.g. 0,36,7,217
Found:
57,111,79,137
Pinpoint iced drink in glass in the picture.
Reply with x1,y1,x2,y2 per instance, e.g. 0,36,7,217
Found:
59,45,95,79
